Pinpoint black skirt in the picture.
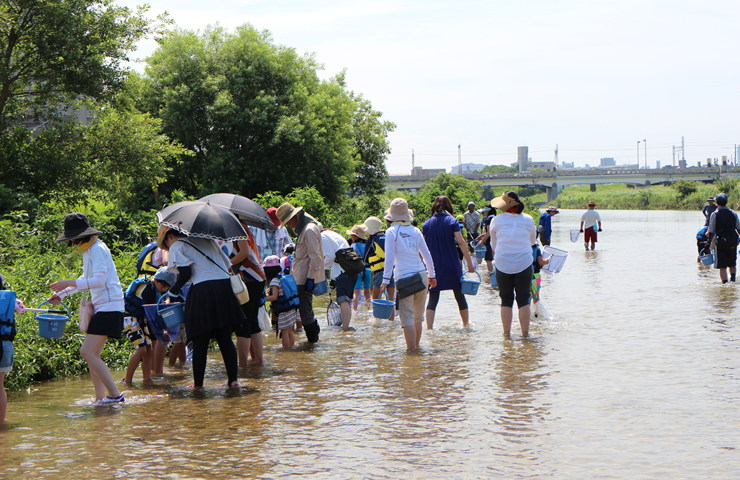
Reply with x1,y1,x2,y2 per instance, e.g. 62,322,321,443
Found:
87,311,124,339
184,279,246,342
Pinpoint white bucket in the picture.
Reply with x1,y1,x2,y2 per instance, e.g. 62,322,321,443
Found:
541,246,568,274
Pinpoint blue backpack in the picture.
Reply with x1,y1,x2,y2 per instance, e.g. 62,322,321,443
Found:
272,274,300,313
0,290,17,342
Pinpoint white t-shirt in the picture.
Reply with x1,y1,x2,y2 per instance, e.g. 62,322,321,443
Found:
168,238,232,285
490,213,537,274
382,224,435,282
581,210,601,229
321,230,349,279
59,239,124,312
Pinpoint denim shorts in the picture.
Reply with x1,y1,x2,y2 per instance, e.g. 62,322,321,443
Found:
354,268,372,289
0,340,14,373
372,270,395,289
335,272,357,304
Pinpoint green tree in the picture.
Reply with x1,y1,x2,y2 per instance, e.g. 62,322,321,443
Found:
406,173,484,224
138,24,390,205
0,0,168,126
671,180,697,201
476,165,517,174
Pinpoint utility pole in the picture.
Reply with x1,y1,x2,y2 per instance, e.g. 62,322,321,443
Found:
682,136,685,164
637,140,640,167
411,148,415,175
554,144,559,165
644,139,647,169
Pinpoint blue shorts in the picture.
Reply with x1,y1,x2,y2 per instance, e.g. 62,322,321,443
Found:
335,272,357,304
354,268,372,289
0,340,14,373
372,270,395,289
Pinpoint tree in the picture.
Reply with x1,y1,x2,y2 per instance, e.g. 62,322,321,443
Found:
476,165,517,174
0,0,167,127
138,24,391,205
672,180,697,201
406,173,484,224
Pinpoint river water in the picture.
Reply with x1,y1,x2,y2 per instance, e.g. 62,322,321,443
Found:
1,210,738,479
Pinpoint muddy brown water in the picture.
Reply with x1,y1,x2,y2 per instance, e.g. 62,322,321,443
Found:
1,210,738,478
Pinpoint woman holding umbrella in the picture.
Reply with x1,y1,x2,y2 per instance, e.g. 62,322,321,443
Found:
157,201,248,388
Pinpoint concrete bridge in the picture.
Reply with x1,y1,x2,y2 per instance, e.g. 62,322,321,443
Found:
385,166,740,201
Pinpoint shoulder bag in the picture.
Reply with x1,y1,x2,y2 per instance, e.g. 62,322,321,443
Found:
182,241,250,305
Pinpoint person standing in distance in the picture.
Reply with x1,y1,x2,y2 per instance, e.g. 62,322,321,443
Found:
703,197,717,227
708,193,740,283
538,206,558,246
464,202,482,238
276,203,325,342
579,201,602,251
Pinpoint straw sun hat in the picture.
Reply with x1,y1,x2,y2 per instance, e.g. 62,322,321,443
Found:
363,216,383,235
384,198,413,223
345,224,368,239
276,202,303,226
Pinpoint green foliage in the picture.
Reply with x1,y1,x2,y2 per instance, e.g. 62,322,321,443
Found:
672,180,698,201
0,0,170,126
475,165,518,174
403,173,484,225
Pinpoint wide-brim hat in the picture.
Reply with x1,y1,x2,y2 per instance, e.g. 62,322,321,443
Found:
363,216,383,235
546,206,559,213
346,224,368,239
467,201,476,207
156,224,170,249
491,193,519,211
588,200,597,207
263,255,281,267
384,198,414,223
276,203,303,226
55,213,102,243
707,197,715,202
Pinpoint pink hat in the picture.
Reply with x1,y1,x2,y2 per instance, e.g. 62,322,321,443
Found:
263,255,281,267
266,207,280,227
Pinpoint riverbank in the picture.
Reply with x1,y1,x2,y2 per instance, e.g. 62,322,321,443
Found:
526,182,735,210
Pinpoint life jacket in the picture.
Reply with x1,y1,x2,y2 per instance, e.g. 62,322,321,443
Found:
696,226,708,241
135,241,164,277
124,277,154,319
532,245,542,274
0,290,17,342
271,274,300,313
366,232,387,272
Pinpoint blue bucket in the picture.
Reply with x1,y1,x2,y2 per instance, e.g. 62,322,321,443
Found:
312,279,329,296
700,253,714,266
490,270,498,289
372,292,395,319
460,271,481,295
35,301,70,339
157,294,185,328
474,245,486,259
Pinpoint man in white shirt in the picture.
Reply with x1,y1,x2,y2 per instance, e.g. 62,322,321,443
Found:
579,201,602,251
321,229,359,330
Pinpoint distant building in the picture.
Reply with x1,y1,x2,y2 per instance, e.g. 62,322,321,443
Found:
679,160,687,169
451,162,488,174
561,162,575,169
517,146,528,172
600,157,616,166
20,104,95,134
656,160,661,169
410,166,446,178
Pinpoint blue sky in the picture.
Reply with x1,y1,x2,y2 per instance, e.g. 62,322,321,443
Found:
119,0,740,174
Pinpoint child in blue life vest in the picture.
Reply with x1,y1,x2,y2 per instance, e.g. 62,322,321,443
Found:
264,255,299,349
1,274,25,423
531,244,550,317
122,267,177,383
697,225,710,262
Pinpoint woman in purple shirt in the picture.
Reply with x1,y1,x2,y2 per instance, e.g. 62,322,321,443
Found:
422,196,476,329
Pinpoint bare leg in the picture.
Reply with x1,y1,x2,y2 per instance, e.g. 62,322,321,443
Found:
80,334,120,400
591,240,596,250
486,260,493,273
388,288,396,321
353,289,361,310
124,346,149,383
425,309,435,330
0,373,6,423
151,340,166,376
286,327,295,348
460,308,469,327
281,328,292,349
250,333,264,364
169,343,185,366
237,336,250,367
720,268,728,282
415,322,423,348
518,304,531,337
403,325,417,350
584,242,589,251
178,345,186,362
340,301,353,330
500,306,513,336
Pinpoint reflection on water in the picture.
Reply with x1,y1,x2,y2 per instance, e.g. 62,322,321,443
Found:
2,211,740,478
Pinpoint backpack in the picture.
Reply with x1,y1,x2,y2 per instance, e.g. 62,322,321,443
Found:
714,209,739,248
334,247,366,275
271,274,300,313
135,241,164,276
124,277,153,319
0,290,17,342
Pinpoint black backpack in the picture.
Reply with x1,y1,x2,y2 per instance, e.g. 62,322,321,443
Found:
334,247,366,275
714,209,739,248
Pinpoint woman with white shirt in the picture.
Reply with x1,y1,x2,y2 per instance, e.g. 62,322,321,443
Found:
49,213,125,405
480,192,537,337
380,198,437,350
158,226,245,388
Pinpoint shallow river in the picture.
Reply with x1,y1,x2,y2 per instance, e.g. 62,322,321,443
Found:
1,210,739,479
